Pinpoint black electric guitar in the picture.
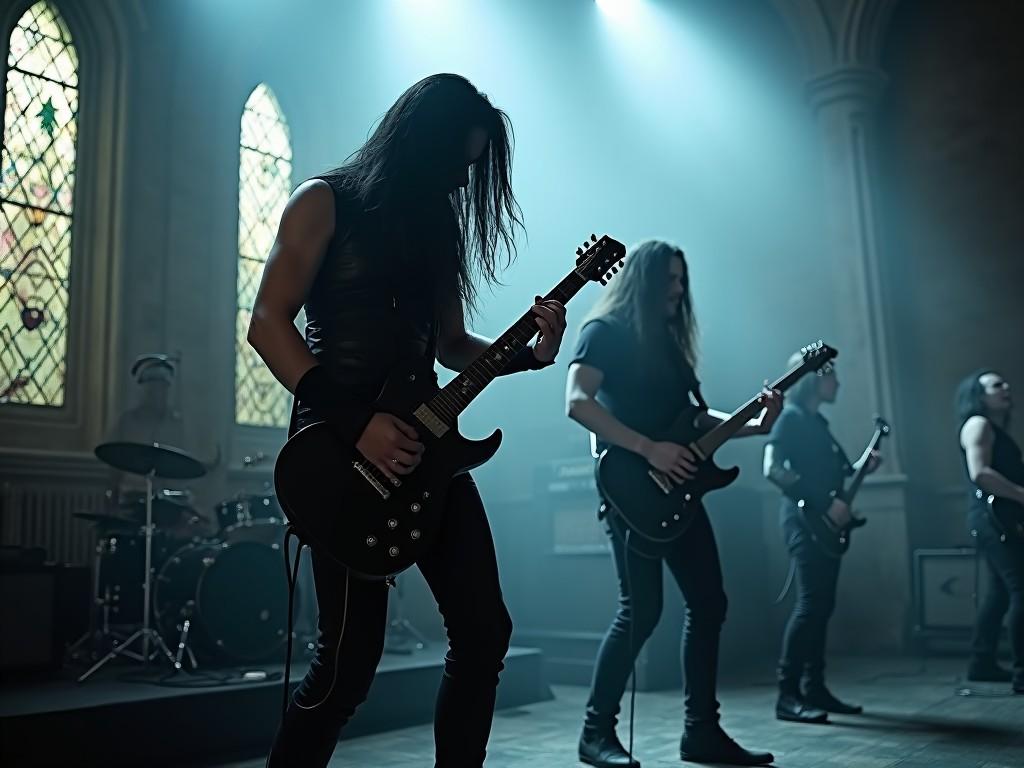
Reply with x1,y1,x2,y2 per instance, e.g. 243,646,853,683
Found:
985,492,1024,544
799,415,891,558
274,235,626,578
597,342,837,554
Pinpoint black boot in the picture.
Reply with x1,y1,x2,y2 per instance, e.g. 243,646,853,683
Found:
775,693,828,724
803,684,862,715
579,726,641,768
679,724,773,766
967,657,1013,683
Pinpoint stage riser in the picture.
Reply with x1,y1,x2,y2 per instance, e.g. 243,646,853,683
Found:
0,647,551,767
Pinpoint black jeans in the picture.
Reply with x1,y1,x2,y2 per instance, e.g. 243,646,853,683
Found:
970,512,1024,683
585,505,728,731
268,475,513,768
777,505,841,695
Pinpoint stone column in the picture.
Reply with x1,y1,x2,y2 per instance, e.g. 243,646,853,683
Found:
804,68,911,653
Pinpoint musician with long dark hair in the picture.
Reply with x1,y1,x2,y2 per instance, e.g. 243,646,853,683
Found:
763,355,881,723
956,370,1024,693
566,240,781,767
248,74,567,767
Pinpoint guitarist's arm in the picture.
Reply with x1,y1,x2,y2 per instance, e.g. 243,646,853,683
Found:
697,393,783,438
961,416,1024,505
437,293,566,373
566,363,696,482
247,180,422,482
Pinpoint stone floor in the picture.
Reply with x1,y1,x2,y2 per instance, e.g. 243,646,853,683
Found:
218,656,1023,767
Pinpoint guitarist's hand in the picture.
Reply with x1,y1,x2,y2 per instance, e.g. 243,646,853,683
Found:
642,440,697,482
864,449,883,474
758,385,784,433
531,296,567,363
356,414,425,481
826,499,853,528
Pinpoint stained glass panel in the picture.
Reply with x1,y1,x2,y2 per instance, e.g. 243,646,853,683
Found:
1,2,78,407
235,84,293,427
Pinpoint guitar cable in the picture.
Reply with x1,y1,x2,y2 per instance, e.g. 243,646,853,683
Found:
280,525,304,720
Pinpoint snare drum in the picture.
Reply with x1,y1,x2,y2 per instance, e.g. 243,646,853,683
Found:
154,540,294,662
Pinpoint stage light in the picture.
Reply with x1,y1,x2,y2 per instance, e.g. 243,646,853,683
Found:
595,0,636,21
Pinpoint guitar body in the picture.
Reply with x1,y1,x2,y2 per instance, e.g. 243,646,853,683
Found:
274,358,502,578
596,410,739,552
798,415,889,558
798,500,867,559
987,494,1024,544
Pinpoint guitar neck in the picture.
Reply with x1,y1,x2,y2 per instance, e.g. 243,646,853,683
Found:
838,429,884,504
427,269,588,421
694,363,818,457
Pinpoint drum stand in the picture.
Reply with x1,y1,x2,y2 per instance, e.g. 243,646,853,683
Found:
78,472,178,682
171,610,199,672
67,540,128,661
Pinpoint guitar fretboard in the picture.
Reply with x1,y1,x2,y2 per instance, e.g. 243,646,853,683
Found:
426,269,589,423
694,358,828,456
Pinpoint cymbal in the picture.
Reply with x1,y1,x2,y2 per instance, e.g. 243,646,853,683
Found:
95,441,205,480
73,511,138,531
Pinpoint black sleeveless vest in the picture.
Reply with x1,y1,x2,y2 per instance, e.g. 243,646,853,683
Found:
296,177,436,428
963,419,1024,523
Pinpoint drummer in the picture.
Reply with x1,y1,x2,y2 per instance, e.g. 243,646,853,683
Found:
104,355,217,539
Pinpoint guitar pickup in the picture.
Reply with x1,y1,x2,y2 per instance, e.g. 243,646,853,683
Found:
413,404,449,438
647,469,674,495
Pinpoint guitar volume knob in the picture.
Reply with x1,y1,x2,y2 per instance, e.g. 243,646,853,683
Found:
366,536,377,547
387,518,398,530
410,503,421,513
410,529,421,540
388,546,400,557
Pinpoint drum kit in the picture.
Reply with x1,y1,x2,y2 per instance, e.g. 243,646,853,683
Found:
71,440,299,682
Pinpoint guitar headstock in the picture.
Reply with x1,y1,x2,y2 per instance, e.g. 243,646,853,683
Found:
874,415,892,436
799,340,838,374
575,234,626,286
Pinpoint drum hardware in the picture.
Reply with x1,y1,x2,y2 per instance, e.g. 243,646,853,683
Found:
154,540,294,663
67,529,133,662
78,441,205,683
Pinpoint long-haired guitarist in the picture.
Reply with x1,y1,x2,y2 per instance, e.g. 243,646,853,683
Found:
247,74,567,767
566,240,781,768
762,353,881,723
956,369,1024,693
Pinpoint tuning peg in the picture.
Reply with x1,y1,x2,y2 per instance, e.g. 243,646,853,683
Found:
610,266,618,274
590,233,597,242
599,277,607,286
618,260,624,267
576,247,583,256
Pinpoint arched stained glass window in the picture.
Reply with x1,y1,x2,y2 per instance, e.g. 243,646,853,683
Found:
235,83,292,427
0,2,78,407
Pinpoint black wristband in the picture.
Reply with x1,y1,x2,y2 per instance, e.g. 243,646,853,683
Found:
295,365,374,446
498,345,554,376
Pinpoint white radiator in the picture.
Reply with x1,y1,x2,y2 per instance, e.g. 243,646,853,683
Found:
1,480,108,565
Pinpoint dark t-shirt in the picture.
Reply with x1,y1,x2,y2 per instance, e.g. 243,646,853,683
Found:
570,318,705,453
767,404,853,515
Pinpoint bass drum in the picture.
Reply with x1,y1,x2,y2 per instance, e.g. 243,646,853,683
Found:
154,540,294,663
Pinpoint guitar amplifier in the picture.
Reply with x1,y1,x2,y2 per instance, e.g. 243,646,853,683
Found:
912,547,992,636
529,457,684,690
533,457,607,555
